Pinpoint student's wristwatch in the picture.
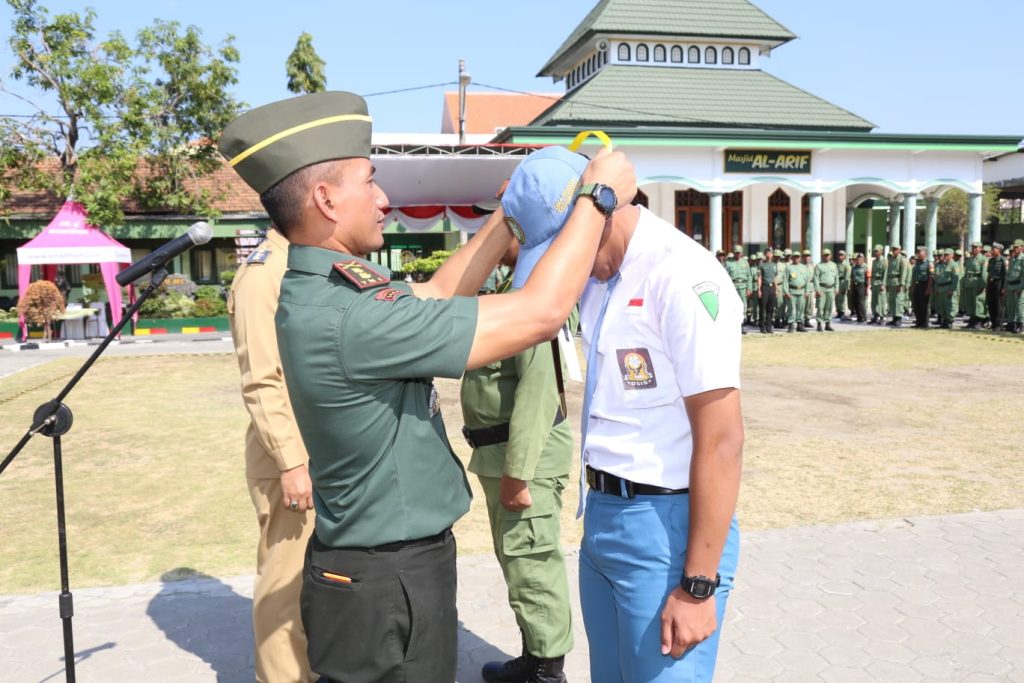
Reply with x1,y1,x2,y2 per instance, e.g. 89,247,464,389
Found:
680,572,720,600
574,183,618,218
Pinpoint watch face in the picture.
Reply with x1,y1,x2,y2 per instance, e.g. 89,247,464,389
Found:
596,186,617,214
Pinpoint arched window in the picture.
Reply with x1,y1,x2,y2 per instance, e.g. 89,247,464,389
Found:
671,45,683,63
618,43,631,61
653,44,666,62
738,47,751,65
636,44,649,62
688,46,700,63
705,46,717,64
722,47,734,65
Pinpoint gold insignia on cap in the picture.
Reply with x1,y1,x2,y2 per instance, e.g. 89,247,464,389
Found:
504,216,526,244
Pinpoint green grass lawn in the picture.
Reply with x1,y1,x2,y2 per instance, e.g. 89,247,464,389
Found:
1,329,1022,594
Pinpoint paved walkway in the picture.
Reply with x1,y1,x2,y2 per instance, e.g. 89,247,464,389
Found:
1,509,1021,682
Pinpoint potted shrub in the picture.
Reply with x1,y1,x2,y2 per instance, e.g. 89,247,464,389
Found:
17,280,66,341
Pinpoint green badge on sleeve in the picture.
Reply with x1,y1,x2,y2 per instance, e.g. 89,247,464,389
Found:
693,281,720,320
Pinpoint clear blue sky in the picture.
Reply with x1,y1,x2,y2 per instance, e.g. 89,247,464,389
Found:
1,0,1021,137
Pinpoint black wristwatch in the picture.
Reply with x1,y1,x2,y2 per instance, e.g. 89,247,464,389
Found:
680,572,720,600
574,182,618,217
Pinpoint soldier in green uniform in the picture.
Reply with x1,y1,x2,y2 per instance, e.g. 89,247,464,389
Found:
747,252,762,330
910,246,933,328
850,253,868,322
813,248,838,331
757,247,777,334
219,91,636,683
836,250,851,320
725,245,751,334
775,248,790,328
952,248,964,318
962,241,988,328
801,249,814,327
784,251,809,332
987,242,1007,330
870,245,888,324
934,249,960,329
459,233,577,683
886,244,911,326
1006,240,1024,333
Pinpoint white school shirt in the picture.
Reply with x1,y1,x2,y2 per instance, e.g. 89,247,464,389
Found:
579,207,743,490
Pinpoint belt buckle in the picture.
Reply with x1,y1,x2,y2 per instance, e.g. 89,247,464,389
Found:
620,477,636,499
461,426,476,449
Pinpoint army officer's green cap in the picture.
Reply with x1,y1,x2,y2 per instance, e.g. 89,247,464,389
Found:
822,248,832,256
971,240,983,248
218,91,372,194
801,249,811,256
955,248,964,255
1014,239,1024,247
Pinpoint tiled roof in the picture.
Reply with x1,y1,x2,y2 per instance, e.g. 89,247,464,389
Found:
2,159,263,219
441,92,562,134
530,65,874,131
540,0,796,75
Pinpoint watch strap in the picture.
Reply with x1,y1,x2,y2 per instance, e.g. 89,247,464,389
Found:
680,572,720,599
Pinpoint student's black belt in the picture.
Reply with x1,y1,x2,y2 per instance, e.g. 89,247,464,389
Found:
585,465,689,499
462,410,565,449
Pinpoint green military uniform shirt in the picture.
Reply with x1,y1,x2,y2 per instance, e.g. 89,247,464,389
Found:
887,254,912,288
460,302,576,481
784,262,810,295
838,261,851,288
935,261,959,293
814,261,839,292
758,260,778,290
724,256,751,294
871,255,888,286
912,259,932,284
1008,254,1024,289
276,246,478,548
964,253,988,288
851,263,867,285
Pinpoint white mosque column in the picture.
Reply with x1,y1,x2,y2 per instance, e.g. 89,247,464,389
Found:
808,193,823,262
902,193,917,255
865,206,874,257
968,193,983,246
925,197,939,259
845,207,855,256
708,192,723,254
888,201,901,250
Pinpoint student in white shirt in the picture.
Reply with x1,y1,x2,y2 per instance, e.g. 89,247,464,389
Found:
502,147,744,683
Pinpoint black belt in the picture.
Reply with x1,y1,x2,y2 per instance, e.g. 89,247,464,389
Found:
315,528,451,554
585,465,688,499
462,410,565,449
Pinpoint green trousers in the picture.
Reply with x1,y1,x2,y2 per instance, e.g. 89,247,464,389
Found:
816,288,835,323
804,289,814,321
734,286,749,320
937,291,956,326
748,292,761,326
787,293,805,324
871,285,888,317
887,287,906,320
1008,289,1024,323
479,475,573,659
837,285,849,316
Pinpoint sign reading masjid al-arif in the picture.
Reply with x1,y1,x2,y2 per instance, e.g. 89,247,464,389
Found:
724,149,813,174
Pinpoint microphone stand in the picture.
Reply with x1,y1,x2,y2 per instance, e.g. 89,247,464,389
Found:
0,267,169,683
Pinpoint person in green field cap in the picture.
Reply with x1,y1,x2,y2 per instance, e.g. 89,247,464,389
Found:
813,248,838,332
219,91,636,683
886,244,911,326
869,244,888,324
1006,239,1024,332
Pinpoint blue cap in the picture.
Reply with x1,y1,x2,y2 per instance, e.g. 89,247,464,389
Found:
501,146,588,289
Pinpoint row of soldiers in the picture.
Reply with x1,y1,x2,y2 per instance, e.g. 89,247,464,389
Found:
718,238,1024,334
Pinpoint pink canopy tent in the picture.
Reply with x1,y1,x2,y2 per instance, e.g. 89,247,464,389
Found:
16,200,132,339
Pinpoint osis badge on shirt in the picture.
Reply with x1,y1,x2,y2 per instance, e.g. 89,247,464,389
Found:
616,348,657,390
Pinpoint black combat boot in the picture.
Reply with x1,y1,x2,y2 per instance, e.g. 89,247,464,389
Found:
787,323,795,333
796,322,808,332
816,321,823,332
529,656,566,683
825,322,835,331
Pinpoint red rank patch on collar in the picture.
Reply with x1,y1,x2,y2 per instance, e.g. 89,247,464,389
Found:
333,260,390,289
374,287,406,302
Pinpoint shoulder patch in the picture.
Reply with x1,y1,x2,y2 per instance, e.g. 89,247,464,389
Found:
333,260,390,289
374,287,407,302
693,281,720,321
246,250,270,265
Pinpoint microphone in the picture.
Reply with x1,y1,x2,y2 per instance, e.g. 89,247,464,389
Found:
116,222,214,286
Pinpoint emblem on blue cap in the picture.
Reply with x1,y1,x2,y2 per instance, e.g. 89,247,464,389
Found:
504,216,526,244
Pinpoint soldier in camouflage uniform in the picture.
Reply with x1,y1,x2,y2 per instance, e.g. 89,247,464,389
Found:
813,248,838,332
870,245,888,324
962,241,988,329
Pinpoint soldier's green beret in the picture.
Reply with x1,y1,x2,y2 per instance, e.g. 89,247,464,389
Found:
822,248,832,256
219,91,372,194
801,249,811,256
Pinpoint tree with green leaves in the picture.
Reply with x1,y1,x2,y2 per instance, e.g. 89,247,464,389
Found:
937,186,1000,246
0,0,243,227
285,32,326,94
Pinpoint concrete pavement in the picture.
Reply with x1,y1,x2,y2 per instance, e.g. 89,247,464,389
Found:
1,509,1021,682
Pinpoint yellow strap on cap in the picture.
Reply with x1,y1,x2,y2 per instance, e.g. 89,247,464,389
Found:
568,130,613,152
229,114,373,166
